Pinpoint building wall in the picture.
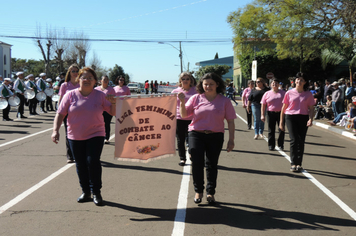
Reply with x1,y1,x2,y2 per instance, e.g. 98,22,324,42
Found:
0,43,12,78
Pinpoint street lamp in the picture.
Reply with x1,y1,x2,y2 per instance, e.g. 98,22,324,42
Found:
158,42,183,73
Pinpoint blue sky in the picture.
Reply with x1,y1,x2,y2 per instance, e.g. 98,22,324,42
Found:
0,0,252,83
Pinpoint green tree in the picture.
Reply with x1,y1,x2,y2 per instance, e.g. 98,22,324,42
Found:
108,64,130,85
214,53,219,59
195,64,231,79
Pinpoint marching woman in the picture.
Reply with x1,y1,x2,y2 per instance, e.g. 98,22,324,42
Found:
279,72,315,172
178,73,236,204
247,77,269,139
52,67,116,206
241,80,254,129
95,75,116,144
58,64,80,163
261,78,286,151
114,75,131,96
171,72,197,166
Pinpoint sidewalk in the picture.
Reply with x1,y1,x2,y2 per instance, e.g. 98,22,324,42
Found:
313,118,356,141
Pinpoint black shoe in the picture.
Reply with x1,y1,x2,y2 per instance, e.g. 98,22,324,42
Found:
77,193,91,203
34,113,40,115
3,118,13,121
42,110,47,113
278,146,284,151
194,193,203,204
179,160,186,166
93,193,103,206
269,146,275,151
20,115,27,118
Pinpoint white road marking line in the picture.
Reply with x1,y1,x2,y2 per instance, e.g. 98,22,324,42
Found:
110,134,191,236
236,112,356,221
0,163,74,215
0,127,54,148
172,152,191,236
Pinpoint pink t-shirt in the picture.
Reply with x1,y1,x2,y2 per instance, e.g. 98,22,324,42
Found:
114,86,131,96
242,87,252,106
185,94,237,133
57,89,112,140
58,81,80,96
261,89,286,111
283,88,315,115
94,85,116,96
171,86,197,120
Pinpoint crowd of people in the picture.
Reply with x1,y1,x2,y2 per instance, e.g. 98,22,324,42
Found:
2,68,356,207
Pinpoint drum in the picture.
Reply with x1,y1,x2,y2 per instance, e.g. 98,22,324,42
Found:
52,94,60,102
24,90,35,99
0,97,8,109
8,96,20,107
36,91,46,102
44,88,54,96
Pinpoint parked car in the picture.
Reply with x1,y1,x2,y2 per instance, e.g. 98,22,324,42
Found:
127,83,143,93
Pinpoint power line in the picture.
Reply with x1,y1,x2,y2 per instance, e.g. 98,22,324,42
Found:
0,35,231,43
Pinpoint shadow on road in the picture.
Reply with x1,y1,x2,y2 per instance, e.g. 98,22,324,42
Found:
101,160,183,176
104,201,355,231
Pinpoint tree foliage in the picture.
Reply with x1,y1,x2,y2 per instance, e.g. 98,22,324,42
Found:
195,64,231,79
108,64,130,85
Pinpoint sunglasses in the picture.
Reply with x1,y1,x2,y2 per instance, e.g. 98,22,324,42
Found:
71,70,79,73
256,81,262,83
119,79,125,81
181,78,190,81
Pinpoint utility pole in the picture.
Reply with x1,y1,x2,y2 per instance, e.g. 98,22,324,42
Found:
179,41,183,73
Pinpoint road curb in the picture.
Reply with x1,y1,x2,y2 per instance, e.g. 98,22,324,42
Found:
313,121,356,141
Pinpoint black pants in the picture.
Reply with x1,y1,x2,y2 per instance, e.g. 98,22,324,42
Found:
103,111,113,140
63,115,74,161
29,98,38,114
2,103,10,119
46,96,54,111
267,111,285,149
176,119,191,161
68,136,104,194
40,100,46,111
285,114,309,166
245,107,252,129
189,131,224,195
17,93,25,115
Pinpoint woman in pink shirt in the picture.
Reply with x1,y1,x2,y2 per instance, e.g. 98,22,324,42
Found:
95,75,116,144
179,73,236,205
114,75,131,96
171,72,197,166
261,78,286,151
52,67,116,206
241,80,254,129
58,64,80,163
279,72,315,172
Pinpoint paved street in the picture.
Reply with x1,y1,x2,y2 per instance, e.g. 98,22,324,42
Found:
1,105,356,235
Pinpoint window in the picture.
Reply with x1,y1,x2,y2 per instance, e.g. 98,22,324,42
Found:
4,55,6,65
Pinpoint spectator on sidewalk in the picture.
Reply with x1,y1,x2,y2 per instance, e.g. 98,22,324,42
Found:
331,81,343,118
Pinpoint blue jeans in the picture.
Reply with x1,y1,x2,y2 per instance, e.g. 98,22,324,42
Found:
251,104,264,135
333,112,347,124
332,101,343,118
68,136,105,194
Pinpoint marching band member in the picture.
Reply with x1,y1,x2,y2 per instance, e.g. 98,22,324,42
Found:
0,78,14,121
58,64,80,163
45,78,55,112
37,73,49,113
13,72,31,118
26,74,41,116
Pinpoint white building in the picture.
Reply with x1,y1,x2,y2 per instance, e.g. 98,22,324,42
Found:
0,41,12,78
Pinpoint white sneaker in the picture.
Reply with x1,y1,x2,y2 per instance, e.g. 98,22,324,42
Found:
259,134,264,138
254,135,258,140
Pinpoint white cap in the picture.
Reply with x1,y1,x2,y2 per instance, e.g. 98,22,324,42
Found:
16,72,24,76
56,76,60,81
27,74,34,77
35,77,40,81
4,78,12,81
39,73,46,77
46,78,52,82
